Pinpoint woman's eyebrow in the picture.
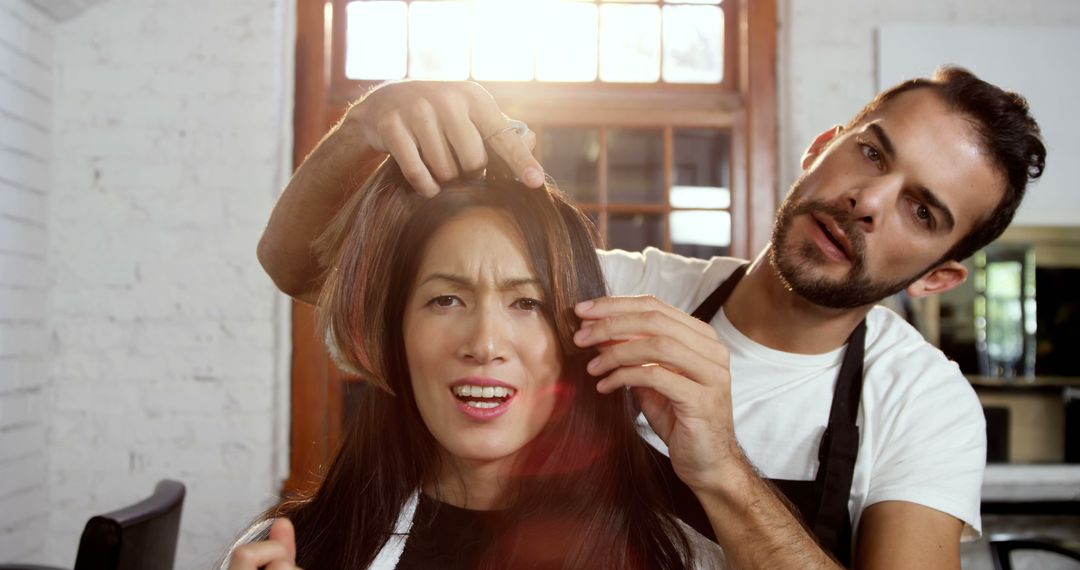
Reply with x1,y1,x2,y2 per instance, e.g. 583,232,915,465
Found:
420,273,540,290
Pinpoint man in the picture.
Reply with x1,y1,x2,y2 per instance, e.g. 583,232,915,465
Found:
257,67,1045,568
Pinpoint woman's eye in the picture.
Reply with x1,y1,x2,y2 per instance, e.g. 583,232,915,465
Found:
513,298,543,311
429,295,461,308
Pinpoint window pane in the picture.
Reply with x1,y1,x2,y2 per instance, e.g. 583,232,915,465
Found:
599,4,660,83
472,0,535,81
345,1,407,80
668,0,723,4
609,213,664,252
409,2,471,80
670,211,730,258
542,128,600,203
663,5,723,84
608,129,664,204
672,129,730,208
536,3,598,82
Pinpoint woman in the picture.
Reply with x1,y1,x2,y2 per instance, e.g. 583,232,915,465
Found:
225,160,725,569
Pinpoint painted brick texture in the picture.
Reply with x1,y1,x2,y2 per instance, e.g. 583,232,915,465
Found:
0,0,52,562
47,0,291,567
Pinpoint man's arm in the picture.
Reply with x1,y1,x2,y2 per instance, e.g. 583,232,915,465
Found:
257,81,543,303
574,296,966,569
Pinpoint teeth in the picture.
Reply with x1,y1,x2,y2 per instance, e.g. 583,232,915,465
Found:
452,385,515,398
465,401,500,409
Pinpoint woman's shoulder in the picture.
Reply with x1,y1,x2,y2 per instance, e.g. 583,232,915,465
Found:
675,519,728,570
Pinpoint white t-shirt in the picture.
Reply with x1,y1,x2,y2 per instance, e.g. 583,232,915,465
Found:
600,248,986,539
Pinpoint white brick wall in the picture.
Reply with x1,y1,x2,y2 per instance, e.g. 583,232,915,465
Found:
0,0,52,562
778,0,1080,192
46,0,293,567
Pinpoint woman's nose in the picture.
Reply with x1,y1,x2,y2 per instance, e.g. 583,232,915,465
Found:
459,306,508,364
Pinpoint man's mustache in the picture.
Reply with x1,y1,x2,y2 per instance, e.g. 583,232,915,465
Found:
788,199,866,266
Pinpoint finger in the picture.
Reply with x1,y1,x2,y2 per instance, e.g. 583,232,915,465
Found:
486,127,545,188
268,518,297,561
443,112,488,174
576,296,718,339
228,541,291,570
381,116,440,197
575,309,724,364
633,386,676,441
596,364,701,408
409,110,460,183
586,335,725,387
266,561,297,570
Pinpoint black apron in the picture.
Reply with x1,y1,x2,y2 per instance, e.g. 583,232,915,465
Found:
649,263,866,567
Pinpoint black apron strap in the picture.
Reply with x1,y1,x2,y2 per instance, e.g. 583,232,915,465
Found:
809,319,866,565
690,263,748,323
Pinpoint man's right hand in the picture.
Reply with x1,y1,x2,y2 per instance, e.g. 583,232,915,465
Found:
346,81,544,197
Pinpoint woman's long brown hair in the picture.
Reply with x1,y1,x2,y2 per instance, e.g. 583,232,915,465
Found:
268,159,694,568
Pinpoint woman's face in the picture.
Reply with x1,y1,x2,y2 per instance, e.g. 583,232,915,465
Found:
403,207,563,475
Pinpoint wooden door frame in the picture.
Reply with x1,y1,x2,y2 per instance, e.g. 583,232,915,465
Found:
283,0,777,497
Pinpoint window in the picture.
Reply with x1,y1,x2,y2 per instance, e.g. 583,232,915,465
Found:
342,0,726,85
287,0,776,496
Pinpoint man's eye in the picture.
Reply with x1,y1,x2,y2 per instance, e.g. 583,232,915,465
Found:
861,143,882,163
911,201,934,227
513,298,543,311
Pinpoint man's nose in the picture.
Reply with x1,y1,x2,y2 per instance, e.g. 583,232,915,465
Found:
459,305,508,365
846,174,902,232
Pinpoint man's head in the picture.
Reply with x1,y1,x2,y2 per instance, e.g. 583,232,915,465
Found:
770,66,1046,309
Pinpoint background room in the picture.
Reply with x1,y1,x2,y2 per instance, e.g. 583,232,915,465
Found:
0,0,1077,568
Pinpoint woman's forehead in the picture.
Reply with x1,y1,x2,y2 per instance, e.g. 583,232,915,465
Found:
415,208,538,285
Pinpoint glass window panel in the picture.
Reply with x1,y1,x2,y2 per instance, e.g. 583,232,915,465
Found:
541,128,600,203
536,3,598,82
663,5,723,84
345,1,408,80
409,2,471,80
599,4,661,83
472,0,536,81
667,0,723,4
672,129,730,208
609,213,664,252
607,129,664,204
670,210,730,247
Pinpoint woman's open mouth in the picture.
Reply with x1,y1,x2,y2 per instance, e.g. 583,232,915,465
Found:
451,383,517,419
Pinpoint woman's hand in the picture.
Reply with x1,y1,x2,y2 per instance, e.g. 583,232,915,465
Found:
573,296,744,493
228,518,303,570
347,81,544,197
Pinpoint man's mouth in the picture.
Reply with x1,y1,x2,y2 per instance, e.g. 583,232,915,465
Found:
451,384,517,409
814,217,853,261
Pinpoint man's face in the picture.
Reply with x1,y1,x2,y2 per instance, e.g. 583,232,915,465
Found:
770,88,1005,309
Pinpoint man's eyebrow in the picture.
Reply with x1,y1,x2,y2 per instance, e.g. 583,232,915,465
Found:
420,273,540,289
867,123,896,158
912,185,956,232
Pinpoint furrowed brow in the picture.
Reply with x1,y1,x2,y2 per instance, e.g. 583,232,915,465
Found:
867,123,896,159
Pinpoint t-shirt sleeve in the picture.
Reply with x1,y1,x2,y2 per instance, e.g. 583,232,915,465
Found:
598,247,734,313
861,344,986,540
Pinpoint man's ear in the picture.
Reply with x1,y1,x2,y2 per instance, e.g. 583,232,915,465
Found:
906,260,968,298
800,125,844,170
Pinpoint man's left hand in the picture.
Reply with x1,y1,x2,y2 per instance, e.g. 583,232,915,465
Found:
573,295,743,492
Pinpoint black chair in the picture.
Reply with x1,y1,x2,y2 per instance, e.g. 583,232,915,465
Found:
988,535,1080,570
0,479,186,570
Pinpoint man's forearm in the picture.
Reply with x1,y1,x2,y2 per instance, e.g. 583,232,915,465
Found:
695,460,843,569
257,111,383,302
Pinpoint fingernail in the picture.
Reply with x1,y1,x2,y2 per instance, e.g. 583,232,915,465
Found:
576,300,594,313
587,358,601,374
574,327,590,345
523,166,544,187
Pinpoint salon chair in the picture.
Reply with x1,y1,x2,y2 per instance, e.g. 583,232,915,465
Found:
988,535,1080,570
0,479,186,570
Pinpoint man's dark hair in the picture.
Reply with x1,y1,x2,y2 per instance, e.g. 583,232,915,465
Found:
846,66,1046,262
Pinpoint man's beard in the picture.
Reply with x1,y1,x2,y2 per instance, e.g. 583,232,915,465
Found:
768,186,922,309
